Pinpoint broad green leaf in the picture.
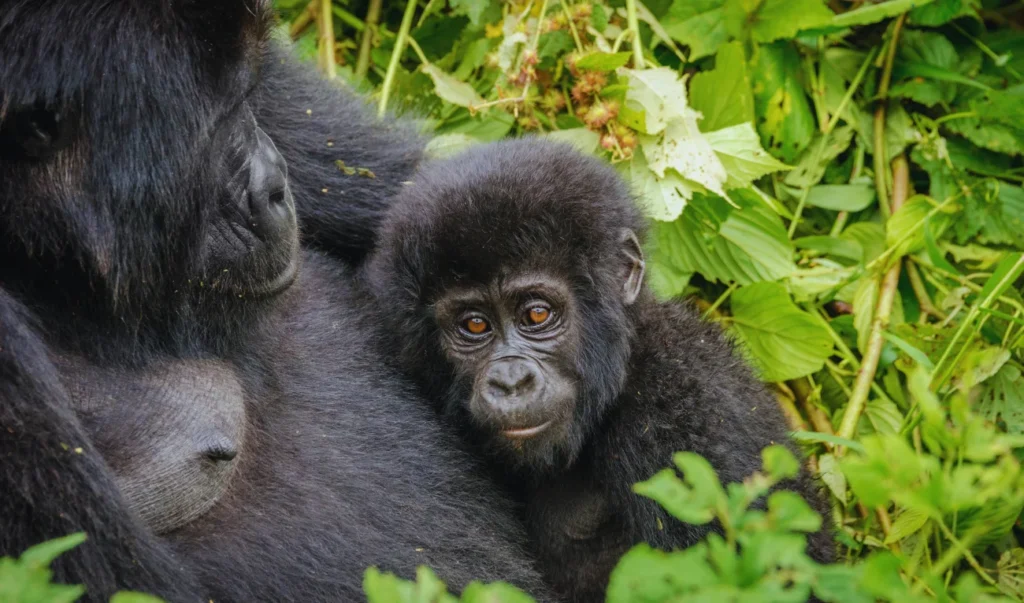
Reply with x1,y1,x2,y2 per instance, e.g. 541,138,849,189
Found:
606,544,717,602
995,548,1024,600
575,51,632,72
705,123,792,189
653,195,795,285
817,452,848,503
805,184,876,212
977,365,1024,434
633,452,725,525
690,42,754,133
640,120,729,199
860,398,904,436
424,133,479,159
752,42,817,163
620,67,690,135
421,64,484,108
449,0,493,26
620,146,694,221
978,252,1024,306
461,582,536,603
544,128,601,155
110,594,167,603
794,235,864,261
767,491,823,533
909,0,969,26
762,444,800,480
830,0,935,28
729,281,834,382
852,276,878,353
723,0,833,43
884,509,930,544
18,534,87,567
887,194,954,258
363,566,459,603
783,126,855,190
662,0,728,61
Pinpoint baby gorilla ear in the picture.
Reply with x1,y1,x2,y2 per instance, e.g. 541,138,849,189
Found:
618,228,645,305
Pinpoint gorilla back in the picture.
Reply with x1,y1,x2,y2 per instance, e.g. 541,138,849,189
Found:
0,2,549,601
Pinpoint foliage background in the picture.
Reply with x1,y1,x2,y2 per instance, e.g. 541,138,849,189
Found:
265,0,1024,600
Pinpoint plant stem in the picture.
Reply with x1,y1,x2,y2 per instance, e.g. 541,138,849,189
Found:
290,0,319,39
378,0,419,118
318,0,337,79
872,14,906,219
703,283,737,319
625,0,644,69
559,0,585,52
355,0,382,82
837,154,910,443
905,260,944,319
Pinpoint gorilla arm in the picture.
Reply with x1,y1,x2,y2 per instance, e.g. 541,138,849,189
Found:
0,289,203,603
255,43,425,266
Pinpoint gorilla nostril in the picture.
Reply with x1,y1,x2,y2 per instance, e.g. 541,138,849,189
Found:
204,445,238,463
268,188,286,207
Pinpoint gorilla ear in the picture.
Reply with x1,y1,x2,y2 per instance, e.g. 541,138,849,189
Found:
0,104,76,161
618,228,645,306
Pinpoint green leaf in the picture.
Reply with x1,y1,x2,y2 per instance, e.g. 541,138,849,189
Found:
977,365,1024,434
762,444,801,480
653,194,796,285
544,128,601,155
421,64,484,108
461,582,536,603
620,66,690,136
575,51,632,72
110,594,167,603
830,0,935,29
805,184,876,212
908,0,966,26
537,31,574,63
363,566,459,603
723,0,833,43
978,252,1024,306
887,194,954,258
817,452,848,503
689,42,754,133
884,508,930,544
794,235,864,261
640,122,729,199
18,534,87,568
662,0,728,61
449,0,493,26
633,452,725,525
767,491,823,533
606,544,717,602
424,133,480,159
729,281,834,382
620,147,693,222
784,126,856,190
705,123,792,189
751,42,817,163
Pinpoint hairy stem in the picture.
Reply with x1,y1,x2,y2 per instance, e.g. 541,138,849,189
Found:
378,0,419,118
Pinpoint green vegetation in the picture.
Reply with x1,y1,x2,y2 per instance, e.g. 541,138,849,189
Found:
274,0,1024,600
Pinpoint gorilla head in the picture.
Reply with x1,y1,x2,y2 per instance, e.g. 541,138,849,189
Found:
367,139,647,472
0,0,295,325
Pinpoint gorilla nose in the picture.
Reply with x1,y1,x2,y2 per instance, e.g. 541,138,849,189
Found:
247,127,294,242
485,360,539,403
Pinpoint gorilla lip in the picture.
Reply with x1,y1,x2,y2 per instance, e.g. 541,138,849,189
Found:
501,421,552,439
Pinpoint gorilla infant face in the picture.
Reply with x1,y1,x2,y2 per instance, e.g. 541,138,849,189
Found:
54,355,247,535
430,230,645,468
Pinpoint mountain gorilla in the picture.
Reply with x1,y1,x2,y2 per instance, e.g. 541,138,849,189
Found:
0,2,553,601
363,140,835,602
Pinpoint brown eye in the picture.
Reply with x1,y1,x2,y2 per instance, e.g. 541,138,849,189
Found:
464,317,489,335
526,306,550,325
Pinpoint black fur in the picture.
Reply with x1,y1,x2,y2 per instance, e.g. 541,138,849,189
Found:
0,2,552,601
365,139,835,602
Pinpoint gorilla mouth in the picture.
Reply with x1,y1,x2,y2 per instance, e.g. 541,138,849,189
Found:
502,421,552,440
249,253,299,298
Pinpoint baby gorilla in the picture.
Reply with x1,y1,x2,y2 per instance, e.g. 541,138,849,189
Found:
366,139,834,601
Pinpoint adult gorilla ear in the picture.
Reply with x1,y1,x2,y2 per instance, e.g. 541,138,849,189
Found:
0,103,76,160
618,228,645,306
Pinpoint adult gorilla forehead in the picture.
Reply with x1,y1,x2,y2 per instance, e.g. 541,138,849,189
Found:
0,1,271,112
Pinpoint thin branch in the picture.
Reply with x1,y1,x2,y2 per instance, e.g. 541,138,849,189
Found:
318,0,337,79
355,0,382,82
872,14,906,219
625,0,644,69
837,155,910,443
290,0,319,39
378,0,419,118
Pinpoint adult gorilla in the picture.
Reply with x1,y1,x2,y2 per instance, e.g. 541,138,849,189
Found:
0,1,552,601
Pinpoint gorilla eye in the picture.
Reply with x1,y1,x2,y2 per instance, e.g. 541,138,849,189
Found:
462,316,491,336
526,306,550,325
